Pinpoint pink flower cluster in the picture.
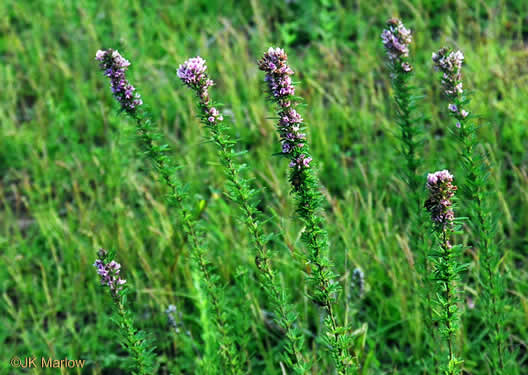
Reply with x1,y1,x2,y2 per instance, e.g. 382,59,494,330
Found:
177,57,208,85
425,170,457,228
93,253,126,296
289,154,312,170
257,48,295,102
95,49,143,112
258,47,310,167
178,57,222,125
381,18,413,72
207,107,223,124
432,48,464,98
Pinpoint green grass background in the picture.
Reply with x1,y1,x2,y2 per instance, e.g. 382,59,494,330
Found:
1,0,527,373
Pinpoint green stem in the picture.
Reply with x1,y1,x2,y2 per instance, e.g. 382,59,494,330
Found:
117,301,148,375
438,228,460,375
303,198,351,375
208,123,307,372
133,114,240,375
457,110,505,372
393,63,437,373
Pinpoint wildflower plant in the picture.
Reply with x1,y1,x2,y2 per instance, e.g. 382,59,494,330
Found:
258,47,357,374
424,171,464,375
381,19,437,369
381,18,421,194
432,47,510,373
95,49,239,375
93,249,155,374
177,56,309,374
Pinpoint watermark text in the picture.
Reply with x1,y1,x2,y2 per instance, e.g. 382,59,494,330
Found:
10,356,85,369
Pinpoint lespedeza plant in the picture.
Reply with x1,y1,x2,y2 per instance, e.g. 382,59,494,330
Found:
258,47,357,374
381,18,422,197
177,56,309,374
93,249,155,374
424,170,464,375
432,47,511,373
95,49,241,375
381,19,435,366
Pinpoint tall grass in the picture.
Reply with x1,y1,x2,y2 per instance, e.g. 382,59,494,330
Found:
2,1,527,374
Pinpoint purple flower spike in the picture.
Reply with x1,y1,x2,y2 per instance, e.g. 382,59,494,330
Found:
425,170,457,228
94,249,127,297
95,49,142,112
177,57,208,86
178,56,225,120
258,48,295,104
432,48,464,98
381,18,413,72
258,47,310,163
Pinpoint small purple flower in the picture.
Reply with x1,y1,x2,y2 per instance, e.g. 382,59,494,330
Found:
95,49,142,112
448,103,458,113
94,249,127,296
401,62,412,72
282,142,292,153
461,110,469,118
425,170,457,228
289,154,312,170
456,122,461,128
381,18,413,72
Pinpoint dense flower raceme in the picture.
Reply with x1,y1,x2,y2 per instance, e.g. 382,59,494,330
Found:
95,49,143,112
177,57,223,124
425,170,457,228
432,47,470,128
381,18,413,72
432,47,465,98
258,47,310,172
93,249,126,296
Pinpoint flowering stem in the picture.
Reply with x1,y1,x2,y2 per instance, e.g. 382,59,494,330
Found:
95,49,239,375
381,19,437,369
424,171,463,375
94,250,155,374
132,112,242,375
212,125,307,373
433,47,507,373
178,57,308,373
258,47,356,374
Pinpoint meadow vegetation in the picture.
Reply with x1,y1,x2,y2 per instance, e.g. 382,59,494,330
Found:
1,0,528,374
